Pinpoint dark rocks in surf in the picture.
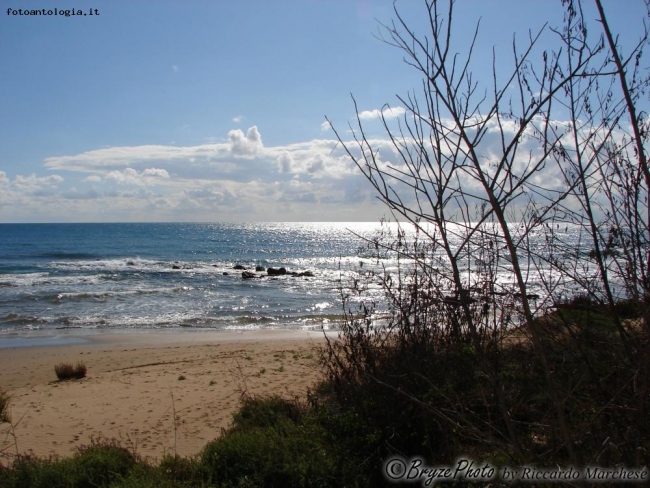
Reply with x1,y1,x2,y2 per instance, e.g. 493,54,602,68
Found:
267,267,287,276
266,267,314,278
256,265,266,272
233,264,247,270
242,271,257,279
290,271,315,278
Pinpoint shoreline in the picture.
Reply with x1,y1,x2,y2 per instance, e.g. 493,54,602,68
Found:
0,327,336,349
0,329,331,464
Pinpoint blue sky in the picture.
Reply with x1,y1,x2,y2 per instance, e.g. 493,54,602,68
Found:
0,0,645,222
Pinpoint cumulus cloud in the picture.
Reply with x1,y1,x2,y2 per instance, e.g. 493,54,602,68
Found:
232,115,244,123
320,120,332,132
105,168,170,185
105,168,139,184
358,106,406,120
14,173,63,189
228,126,263,158
276,152,294,173
43,127,270,179
307,154,325,174
0,172,63,191
142,168,170,178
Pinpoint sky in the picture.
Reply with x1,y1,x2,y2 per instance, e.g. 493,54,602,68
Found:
0,0,646,223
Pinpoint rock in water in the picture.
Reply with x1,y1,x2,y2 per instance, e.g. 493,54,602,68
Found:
267,267,287,276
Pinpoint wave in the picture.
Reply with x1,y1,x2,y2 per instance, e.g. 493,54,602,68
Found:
0,308,346,333
40,287,174,302
0,313,47,326
0,272,104,288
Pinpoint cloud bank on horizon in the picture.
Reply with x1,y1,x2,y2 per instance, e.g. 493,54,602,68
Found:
0,112,584,223
0,123,398,223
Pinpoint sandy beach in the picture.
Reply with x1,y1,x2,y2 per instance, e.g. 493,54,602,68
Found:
0,329,329,465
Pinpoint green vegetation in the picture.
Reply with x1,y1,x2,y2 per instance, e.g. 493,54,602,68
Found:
0,396,357,487
54,362,87,381
0,437,142,488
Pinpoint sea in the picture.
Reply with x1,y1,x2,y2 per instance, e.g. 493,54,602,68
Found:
0,222,387,338
0,221,608,342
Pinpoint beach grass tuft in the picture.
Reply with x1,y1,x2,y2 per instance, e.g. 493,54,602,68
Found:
54,362,87,381
0,389,10,423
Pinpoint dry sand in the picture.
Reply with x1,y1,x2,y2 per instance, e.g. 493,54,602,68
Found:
0,329,329,465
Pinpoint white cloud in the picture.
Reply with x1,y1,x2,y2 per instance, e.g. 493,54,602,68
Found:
142,168,170,178
105,168,139,185
277,152,294,173
9,119,602,223
43,126,271,178
14,173,63,189
45,144,219,171
232,115,244,123
358,106,406,120
228,126,263,158
105,168,170,185
307,154,325,174
320,120,332,132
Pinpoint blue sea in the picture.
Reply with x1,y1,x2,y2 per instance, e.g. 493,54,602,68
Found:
1,221,611,341
0,222,385,336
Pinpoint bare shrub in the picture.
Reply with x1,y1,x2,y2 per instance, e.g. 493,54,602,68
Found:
55,362,87,381
0,389,9,423
325,0,650,468
73,362,87,379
